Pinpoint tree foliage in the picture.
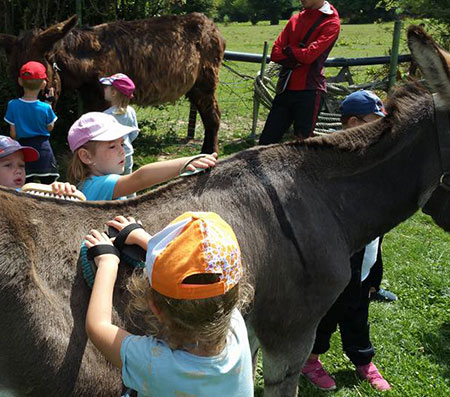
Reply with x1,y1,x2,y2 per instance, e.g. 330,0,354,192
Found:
379,0,450,44
0,0,219,34
333,0,395,23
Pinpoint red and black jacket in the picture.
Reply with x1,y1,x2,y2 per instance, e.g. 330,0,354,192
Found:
270,4,340,92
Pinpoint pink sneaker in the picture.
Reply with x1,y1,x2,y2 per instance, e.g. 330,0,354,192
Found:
302,359,336,391
356,362,391,391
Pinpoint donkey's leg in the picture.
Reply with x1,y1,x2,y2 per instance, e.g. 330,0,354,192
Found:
261,326,317,397
186,70,221,154
247,324,261,376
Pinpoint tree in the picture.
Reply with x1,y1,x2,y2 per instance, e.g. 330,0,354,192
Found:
332,0,394,23
379,0,450,44
247,0,296,25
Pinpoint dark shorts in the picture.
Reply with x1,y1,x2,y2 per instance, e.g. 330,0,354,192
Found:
19,136,59,180
259,89,324,145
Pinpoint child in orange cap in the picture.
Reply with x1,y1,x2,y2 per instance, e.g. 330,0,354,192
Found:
84,212,254,396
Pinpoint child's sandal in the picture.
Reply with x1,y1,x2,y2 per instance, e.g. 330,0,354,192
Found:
179,154,209,177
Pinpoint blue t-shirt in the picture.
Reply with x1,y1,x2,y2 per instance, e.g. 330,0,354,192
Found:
4,98,57,139
120,309,254,397
79,174,124,201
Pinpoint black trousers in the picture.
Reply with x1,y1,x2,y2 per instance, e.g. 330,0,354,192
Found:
259,89,324,145
312,248,375,367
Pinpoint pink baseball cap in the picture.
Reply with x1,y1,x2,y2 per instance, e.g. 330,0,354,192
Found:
99,73,135,98
68,112,139,152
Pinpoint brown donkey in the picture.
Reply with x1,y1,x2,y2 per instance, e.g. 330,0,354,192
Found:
0,13,225,153
1,26,450,397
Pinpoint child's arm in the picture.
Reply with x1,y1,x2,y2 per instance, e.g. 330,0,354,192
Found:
47,123,55,132
85,229,131,369
112,153,217,199
9,125,16,139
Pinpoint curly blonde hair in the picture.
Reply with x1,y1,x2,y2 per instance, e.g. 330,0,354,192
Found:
126,270,254,352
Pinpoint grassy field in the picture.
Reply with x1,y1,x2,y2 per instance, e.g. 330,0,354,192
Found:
130,20,450,396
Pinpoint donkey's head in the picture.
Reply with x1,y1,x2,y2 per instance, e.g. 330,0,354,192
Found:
0,15,78,107
408,25,450,230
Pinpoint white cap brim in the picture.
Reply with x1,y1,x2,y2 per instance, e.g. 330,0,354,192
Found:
90,125,139,142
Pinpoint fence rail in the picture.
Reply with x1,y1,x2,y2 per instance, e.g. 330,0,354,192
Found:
224,51,412,67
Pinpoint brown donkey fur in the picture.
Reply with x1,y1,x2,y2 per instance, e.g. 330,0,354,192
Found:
0,13,225,153
2,26,450,397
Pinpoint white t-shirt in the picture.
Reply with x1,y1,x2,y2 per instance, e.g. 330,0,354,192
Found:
104,105,139,157
361,237,380,282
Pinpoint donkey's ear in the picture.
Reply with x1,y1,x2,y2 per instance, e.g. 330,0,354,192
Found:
35,15,78,54
0,34,18,55
408,24,450,107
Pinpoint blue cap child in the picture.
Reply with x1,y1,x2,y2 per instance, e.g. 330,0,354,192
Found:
340,90,386,129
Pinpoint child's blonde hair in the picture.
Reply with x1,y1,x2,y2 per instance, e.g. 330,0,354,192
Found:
66,142,98,185
126,271,253,351
110,86,131,115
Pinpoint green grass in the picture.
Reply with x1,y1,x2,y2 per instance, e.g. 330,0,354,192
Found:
75,21,450,395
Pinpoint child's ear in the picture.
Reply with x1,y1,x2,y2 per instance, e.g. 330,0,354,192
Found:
347,116,359,128
77,148,93,165
17,77,23,87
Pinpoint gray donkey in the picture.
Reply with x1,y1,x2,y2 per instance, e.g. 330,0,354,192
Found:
1,25,450,396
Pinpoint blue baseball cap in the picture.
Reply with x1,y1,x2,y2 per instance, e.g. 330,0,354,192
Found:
0,136,39,162
340,90,386,117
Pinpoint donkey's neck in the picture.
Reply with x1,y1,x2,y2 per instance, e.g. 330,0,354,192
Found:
307,113,439,253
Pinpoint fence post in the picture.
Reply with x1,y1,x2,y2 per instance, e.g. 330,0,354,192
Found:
251,41,269,139
388,20,402,91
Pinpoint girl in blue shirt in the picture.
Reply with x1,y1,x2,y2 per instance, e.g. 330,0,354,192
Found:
84,212,254,396
66,112,217,201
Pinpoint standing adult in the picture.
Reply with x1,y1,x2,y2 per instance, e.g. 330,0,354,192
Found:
259,0,340,145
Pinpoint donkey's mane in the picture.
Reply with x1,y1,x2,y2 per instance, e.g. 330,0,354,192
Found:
304,80,432,152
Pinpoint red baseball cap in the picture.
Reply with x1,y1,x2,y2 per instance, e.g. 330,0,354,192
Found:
19,61,47,80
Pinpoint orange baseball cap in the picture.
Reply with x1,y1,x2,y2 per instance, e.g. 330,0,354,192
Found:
146,212,242,300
